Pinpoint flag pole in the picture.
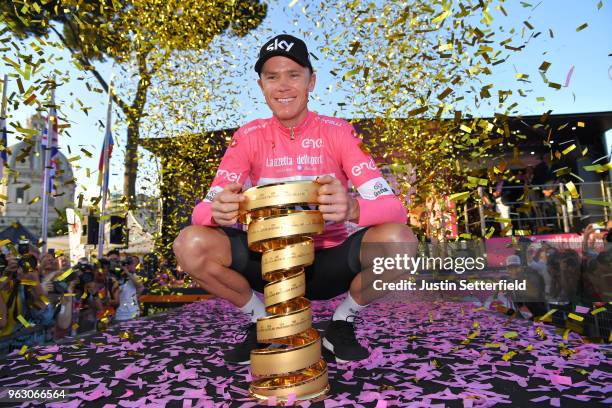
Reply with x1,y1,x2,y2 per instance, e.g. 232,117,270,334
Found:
0,74,7,116
0,75,8,183
41,78,55,254
97,79,113,259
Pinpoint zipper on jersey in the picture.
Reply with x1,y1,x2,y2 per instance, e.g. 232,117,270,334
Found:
290,127,295,140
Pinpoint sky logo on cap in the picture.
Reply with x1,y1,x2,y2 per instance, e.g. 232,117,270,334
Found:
266,38,295,52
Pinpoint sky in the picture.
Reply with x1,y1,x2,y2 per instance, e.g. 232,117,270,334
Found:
3,0,612,202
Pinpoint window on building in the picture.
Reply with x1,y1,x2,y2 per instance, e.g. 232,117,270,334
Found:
15,187,25,204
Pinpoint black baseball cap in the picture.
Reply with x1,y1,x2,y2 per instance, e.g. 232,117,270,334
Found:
254,34,313,74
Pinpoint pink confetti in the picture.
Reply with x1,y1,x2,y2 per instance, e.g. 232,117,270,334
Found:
574,305,589,314
72,383,111,401
121,390,134,399
3,298,610,407
115,364,142,380
550,374,572,386
564,65,575,87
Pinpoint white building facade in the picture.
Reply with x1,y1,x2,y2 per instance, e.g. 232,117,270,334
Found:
0,113,75,234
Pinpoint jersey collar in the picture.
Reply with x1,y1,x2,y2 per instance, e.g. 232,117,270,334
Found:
270,110,316,137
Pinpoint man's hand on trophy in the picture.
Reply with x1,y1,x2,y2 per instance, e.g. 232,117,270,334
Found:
212,183,245,225
316,175,358,223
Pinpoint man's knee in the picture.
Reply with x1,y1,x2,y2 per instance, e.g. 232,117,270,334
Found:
173,225,206,257
365,223,416,245
360,223,417,269
173,225,230,267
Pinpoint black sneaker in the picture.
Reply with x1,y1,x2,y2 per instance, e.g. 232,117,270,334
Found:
322,317,369,363
223,323,267,364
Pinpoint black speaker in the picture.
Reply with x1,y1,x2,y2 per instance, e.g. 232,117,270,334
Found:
86,215,99,245
110,215,127,245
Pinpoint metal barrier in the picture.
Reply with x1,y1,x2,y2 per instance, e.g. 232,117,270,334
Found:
0,324,55,357
459,180,612,237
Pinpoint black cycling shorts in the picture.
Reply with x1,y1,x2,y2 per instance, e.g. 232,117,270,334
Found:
219,226,370,300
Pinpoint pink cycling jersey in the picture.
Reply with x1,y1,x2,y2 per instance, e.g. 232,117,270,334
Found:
192,110,406,249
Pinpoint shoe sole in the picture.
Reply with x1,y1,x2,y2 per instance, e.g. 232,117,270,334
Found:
322,337,350,364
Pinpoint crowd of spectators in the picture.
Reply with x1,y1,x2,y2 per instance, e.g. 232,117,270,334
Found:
1,219,610,355
488,221,611,333
0,245,191,356
480,154,605,236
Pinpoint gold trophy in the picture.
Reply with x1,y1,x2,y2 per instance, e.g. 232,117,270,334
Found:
238,181,330,404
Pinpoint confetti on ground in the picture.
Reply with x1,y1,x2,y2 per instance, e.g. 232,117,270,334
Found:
0,298,610,407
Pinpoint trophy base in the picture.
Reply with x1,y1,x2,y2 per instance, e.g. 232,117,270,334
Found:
248,359,329,405
248,385,329,406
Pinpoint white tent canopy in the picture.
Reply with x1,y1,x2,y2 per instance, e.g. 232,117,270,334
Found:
121,211,155,255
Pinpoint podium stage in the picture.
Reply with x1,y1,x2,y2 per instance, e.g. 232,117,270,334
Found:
1,298,610,407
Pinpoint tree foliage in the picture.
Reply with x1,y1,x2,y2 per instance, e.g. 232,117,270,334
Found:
1,0,267,205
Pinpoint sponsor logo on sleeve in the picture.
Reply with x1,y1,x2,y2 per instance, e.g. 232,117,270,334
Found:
216,169,241,183
204,185,224,202
351,158,377,177
356,177,393,200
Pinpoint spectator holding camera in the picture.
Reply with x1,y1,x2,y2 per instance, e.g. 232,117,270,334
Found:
53,276,79,338
51,258,90,337
0,243,54,350
113,256,145,322
528,242,554,299
0,253,20,337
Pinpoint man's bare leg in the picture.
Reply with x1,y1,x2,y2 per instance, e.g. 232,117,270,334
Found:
174,225,267,363
324,223,417,362
173,225,252,308
350,223,417,305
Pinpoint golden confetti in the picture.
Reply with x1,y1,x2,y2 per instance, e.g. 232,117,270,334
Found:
576,23,588,32
561,144,576,155
582,199,612,206
17,315,31,328
568,313,584,322
535,327,547,340
27,196,41,205
449,191,470,202
565,181,578,198
562,328,570,341
19,279,38,286
537,309,557,322
56,268,74,281
503,331,518,339
539,61,551,72
502,351,517,361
